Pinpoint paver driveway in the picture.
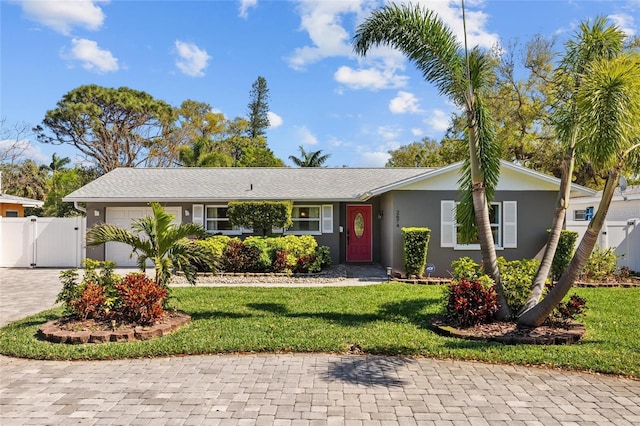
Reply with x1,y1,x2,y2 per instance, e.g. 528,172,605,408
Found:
1,267,639,425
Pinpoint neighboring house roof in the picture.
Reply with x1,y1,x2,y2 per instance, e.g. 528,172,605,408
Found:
63,161,597,203
0,193,44,207
571,185,640,204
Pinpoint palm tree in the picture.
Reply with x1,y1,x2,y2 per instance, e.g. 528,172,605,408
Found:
520,51,640,326
288,145,331,167
353,2,509,318
521,18,626,315
86,202,208,286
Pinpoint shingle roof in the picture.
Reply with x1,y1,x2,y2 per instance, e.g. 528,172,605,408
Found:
0,193,44,207
63,167,435,202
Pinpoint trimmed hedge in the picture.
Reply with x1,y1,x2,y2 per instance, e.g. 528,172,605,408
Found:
402,227,431,277
551,230,579,281
227,201,293,236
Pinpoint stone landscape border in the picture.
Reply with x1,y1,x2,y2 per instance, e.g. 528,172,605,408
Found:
429,316,586,345
38,312,191,344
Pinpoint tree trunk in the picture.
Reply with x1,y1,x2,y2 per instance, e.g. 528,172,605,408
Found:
520,150,575,314
472,183,512,319
518,169,620,327
467,119,511,320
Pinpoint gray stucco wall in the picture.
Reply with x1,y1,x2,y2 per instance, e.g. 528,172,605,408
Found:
387,190,558,278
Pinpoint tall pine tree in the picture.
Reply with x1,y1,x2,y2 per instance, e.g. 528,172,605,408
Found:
247,76,270,139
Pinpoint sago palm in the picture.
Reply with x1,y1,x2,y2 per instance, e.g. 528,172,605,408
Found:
352,2,508,318
520,51,640,326
86,202,208,286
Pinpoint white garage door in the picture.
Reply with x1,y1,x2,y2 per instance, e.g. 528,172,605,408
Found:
105,207,182,267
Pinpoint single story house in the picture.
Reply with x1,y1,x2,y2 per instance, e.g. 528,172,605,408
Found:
0,193,44,217
64,161,595,278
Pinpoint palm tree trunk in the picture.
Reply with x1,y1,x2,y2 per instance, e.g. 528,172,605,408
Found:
518,168,620,327
520,147,575,314
467,120,511,320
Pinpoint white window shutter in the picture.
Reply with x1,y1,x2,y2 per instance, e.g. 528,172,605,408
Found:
322,204,333,233
192,204,204,227
503,201,517,248
441,200,456,247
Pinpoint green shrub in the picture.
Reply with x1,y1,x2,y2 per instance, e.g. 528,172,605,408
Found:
551,230,579,280
450,257,484,281
267,235,318,269
227,200,293,236
581,245,618,282
56,259,119,317
244,237,274,272
498,257,538,315
191,235,232,272
401,227,431,277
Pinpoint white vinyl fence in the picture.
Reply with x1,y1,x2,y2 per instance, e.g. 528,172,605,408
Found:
0,216,86,268
566,219,640,272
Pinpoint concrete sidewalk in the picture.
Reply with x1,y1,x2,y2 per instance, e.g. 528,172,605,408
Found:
1,267,639,425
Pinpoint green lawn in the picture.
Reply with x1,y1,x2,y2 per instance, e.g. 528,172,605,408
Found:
1,283,638,377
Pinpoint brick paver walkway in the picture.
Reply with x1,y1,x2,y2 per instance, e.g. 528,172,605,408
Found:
1,267,639,425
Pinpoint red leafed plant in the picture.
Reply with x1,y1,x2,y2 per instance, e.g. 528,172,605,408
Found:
114,273,168,325
446,279,500,327
554,294,588,321
69,282,107,320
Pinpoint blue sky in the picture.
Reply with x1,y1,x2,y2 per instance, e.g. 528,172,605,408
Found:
1,0,638,168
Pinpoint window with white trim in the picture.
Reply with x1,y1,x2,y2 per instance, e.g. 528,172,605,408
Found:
205,205,241,235
288,205,321,234
441,200,517,249
284,204,333,235
4,210,19,217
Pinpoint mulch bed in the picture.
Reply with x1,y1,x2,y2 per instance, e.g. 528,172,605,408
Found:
429,315,585,345
38,312,191,344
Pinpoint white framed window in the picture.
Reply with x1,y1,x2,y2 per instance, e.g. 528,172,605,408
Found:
287,205,321,235
205,205,242,235
441,200,517,249
574,210,587,221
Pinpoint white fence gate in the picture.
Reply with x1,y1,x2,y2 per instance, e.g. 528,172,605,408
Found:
0,216,86,268
566,219,640,272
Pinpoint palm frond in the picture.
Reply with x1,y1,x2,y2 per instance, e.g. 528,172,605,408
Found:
353,3,466,103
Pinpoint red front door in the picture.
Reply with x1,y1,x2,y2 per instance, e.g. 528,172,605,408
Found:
346,205,372,262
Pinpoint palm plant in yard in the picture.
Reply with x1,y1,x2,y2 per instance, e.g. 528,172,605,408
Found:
353,2,509,319
521,18,627,316
519,50,640,326
86,202,208,286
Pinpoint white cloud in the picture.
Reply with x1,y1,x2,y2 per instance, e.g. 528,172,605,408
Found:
377,125,402,141
267,111,283,128
334,66,408,90
609,13,637,36
63,38,119,73
358,151,390,167
411,0,499,49
411,128,423,136
295,125,318,145
19,0,107,35
389,91,421,114
286,0,362,70
425,109,451,132
174,41,211,77
0,138,49,164
239,0,257,19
